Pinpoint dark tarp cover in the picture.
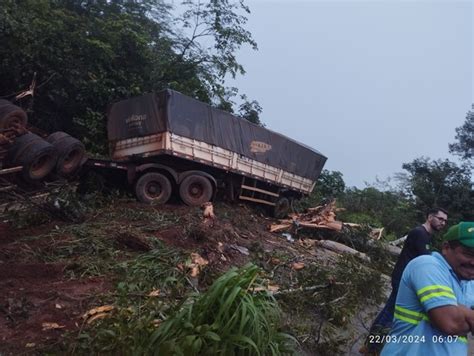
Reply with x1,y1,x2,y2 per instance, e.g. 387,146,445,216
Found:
107,90,327,181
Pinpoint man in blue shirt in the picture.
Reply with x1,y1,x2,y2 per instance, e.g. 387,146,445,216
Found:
379,222,474,356
362,208,448,354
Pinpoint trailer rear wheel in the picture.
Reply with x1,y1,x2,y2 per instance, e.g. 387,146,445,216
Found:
273,197,290,219
135,172,172,205
179,175,213,206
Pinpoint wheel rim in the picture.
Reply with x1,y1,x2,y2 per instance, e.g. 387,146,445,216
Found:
179,175,213,206
62,148,82,172
145,181,163,199
30,154,52,179
189,182,204,199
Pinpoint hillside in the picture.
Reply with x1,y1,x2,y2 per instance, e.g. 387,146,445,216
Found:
0,191,389,355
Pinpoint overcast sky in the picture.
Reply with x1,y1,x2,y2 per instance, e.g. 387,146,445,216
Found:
227,0,473,188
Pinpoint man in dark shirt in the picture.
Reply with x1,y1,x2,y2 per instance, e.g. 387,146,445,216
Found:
361,207,448,355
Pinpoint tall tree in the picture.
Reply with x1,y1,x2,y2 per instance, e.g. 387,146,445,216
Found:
339,186,416,238
449,105,474,162
400,157,474,221
174,1,257,98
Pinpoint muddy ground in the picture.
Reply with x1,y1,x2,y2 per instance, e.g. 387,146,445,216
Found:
0,200,384,355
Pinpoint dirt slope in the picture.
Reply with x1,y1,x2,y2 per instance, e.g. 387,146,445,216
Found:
0,200,385,355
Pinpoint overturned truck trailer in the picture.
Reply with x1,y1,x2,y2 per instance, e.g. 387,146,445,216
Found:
98,89,327,217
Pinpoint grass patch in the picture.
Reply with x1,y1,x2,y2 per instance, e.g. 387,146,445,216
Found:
69,242,190,355
71,263,296,355
148,263,296,355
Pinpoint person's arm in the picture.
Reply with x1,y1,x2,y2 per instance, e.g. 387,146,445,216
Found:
409,259,473,335
428,305,474,335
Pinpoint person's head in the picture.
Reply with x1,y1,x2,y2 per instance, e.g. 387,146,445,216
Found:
441,222,474,280
425,207,448,233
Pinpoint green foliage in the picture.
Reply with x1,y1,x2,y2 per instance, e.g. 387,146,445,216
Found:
74,263,295,355
276,256,384,355
9,190,180,278
449,106,474,161
401,157,474,221
338,186,417,238
72,244,191,355
298,170,345,210
238,94,263,126
148,263,296,355
0,0,260,153
6,206,51,229
5,183,88,228
116,246,188,299
317,170,346,198
298,170,420,238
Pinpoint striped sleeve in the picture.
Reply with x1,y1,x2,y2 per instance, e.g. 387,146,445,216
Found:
410,262,458,311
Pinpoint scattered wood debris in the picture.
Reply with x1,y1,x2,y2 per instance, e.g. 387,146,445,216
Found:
253,284,280,293
269,199,395,260
369,227,384,240
292,262,305,270
270,199,344,233
82,305,115,324
187,252,209,277
148,289,161,297
41,322,65,331
201,202,215,227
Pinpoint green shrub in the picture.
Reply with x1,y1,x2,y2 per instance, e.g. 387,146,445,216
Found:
147,263,296,355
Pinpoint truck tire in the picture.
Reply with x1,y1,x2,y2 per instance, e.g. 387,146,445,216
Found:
179,174,213,206
0,102,28,129
273,197,290,219
46,131,86,177
6,132,57,182
135,172,172,205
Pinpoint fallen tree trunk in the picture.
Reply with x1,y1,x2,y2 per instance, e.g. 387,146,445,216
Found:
366,239,402,257
389,235,407,247
315,239,370,262
383,243,402,256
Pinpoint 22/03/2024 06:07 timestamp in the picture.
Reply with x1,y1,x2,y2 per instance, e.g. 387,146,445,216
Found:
369,334,461,344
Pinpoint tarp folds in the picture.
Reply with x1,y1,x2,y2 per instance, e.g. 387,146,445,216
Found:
107,89,327,181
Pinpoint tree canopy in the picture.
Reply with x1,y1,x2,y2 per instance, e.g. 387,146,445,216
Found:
0,0,260,152
400,157,474,221
449,106,474,162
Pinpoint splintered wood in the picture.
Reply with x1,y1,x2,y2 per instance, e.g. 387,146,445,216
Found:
201,202,215,227
269,199,397,259
270,199,344,233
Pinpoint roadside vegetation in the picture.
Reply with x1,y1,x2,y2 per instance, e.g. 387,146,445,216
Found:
2,154,472,354
1,1,472,355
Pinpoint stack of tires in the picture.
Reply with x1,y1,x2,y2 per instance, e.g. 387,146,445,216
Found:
1,100,86,183
0,99,28,129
